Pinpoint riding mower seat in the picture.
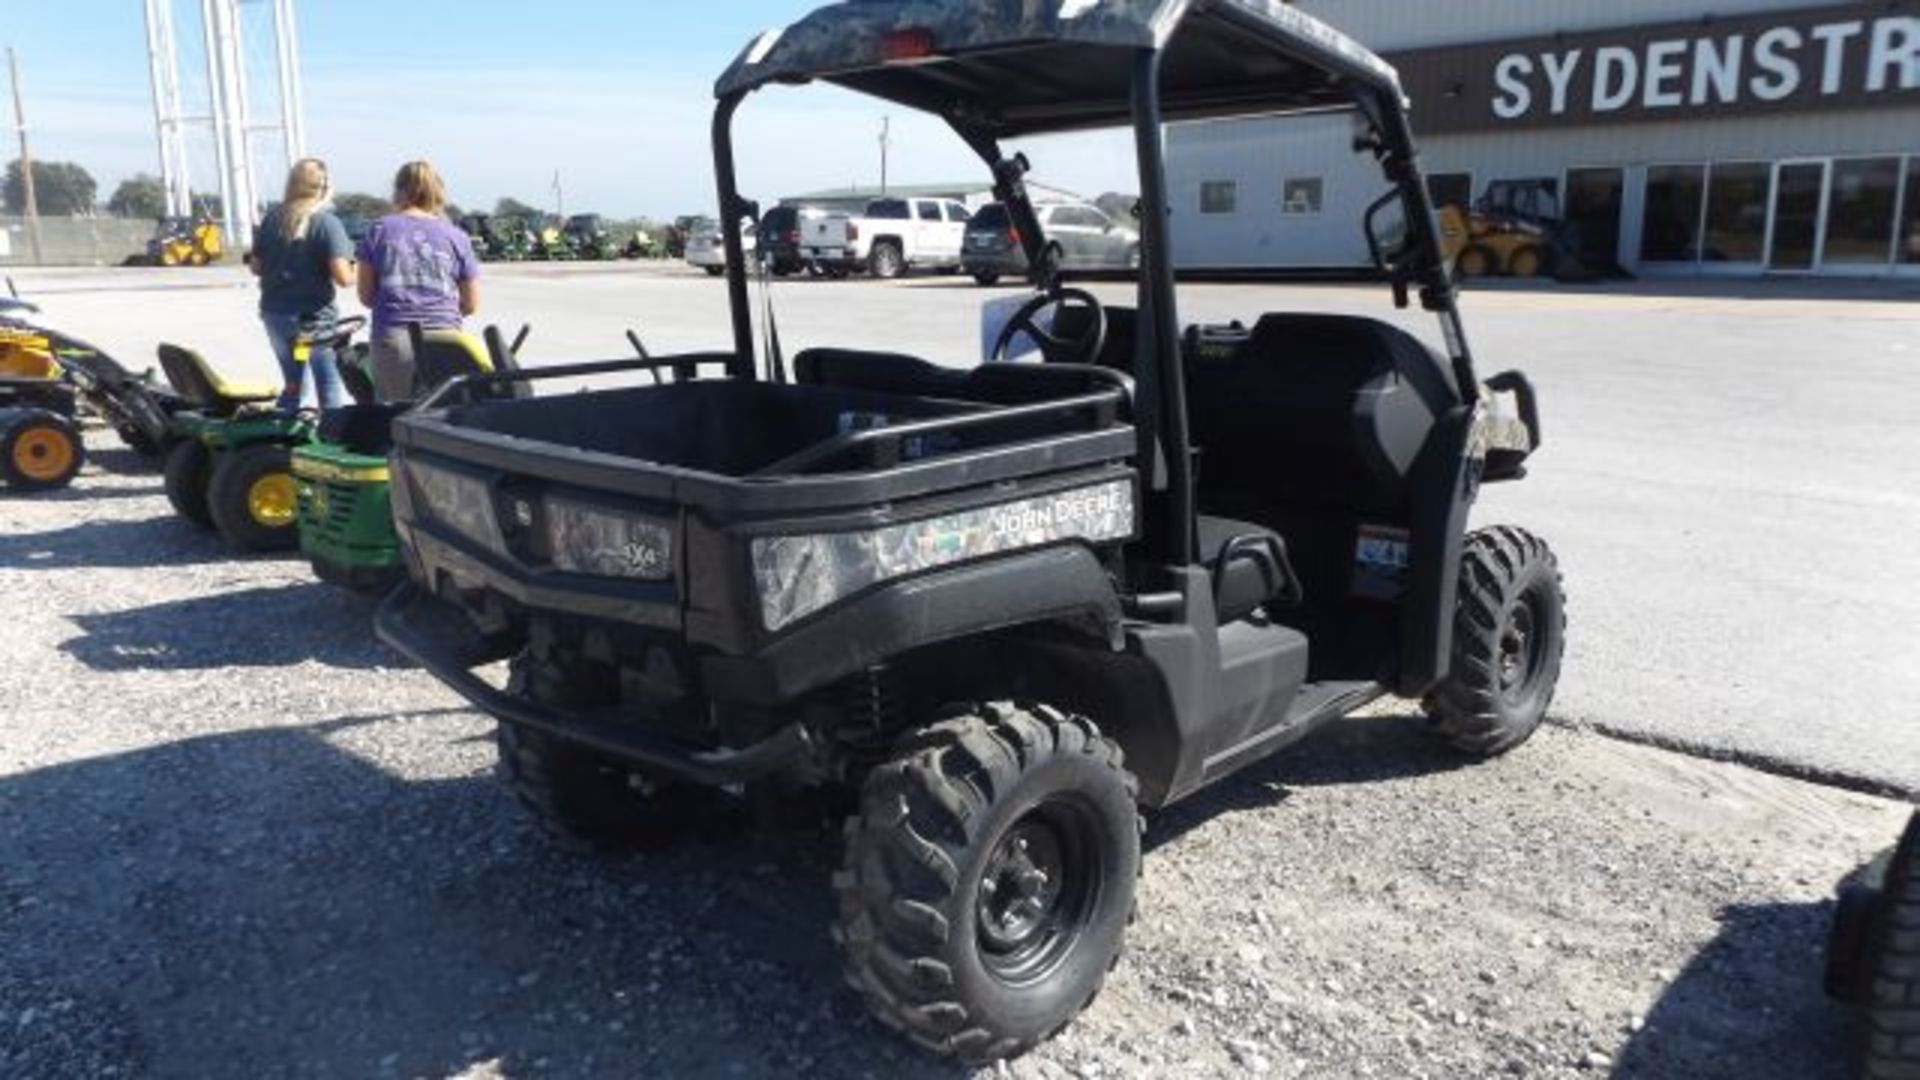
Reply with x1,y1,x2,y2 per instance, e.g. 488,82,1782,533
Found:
157,343,280,416
295,328,499,593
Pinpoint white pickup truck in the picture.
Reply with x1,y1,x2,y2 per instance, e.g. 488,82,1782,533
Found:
800,196,973,279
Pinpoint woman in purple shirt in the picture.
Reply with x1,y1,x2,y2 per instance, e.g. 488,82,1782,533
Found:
355,160,480,401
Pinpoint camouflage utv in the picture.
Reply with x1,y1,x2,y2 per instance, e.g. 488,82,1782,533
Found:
376,0,1561,1062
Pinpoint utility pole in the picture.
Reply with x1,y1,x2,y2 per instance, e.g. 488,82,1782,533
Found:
552,170,564,219
878,115,891,195
7,47,43,264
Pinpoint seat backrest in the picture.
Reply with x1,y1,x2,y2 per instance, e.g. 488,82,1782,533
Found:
156,343,224,409
410,330,494,398
793,348,968,398
1188,314,1458,511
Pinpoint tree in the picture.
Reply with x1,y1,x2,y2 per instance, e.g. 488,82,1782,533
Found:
107,174,167,219
494,197,542,220
332,191,389,220
1094,191,1139,222
4,159,98,215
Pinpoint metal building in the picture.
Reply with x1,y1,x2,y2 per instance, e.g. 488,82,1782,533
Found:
1168,0,1920,277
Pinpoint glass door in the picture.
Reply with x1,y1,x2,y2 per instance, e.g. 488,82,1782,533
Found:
1768,160,1828,271
1564,167,1624,270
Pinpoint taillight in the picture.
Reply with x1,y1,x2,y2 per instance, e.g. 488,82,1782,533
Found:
881,28,936,63
787,230,800,244
847,223,860,242
1008,226,1021,245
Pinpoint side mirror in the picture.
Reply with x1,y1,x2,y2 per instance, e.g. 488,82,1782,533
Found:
1363,189,1412,269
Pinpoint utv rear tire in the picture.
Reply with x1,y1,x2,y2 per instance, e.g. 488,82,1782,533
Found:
497,653,708,854
835,702,1141,1063
868,241,905,280
1858,816,1920,1079
1424,526,1566,756
163,438,214,528
206,442,299,552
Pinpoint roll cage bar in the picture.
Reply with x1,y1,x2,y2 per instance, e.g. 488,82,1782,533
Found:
710,3,1479,567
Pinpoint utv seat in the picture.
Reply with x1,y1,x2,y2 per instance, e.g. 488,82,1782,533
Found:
1187,314,1459,513
156,343,280,414
1199,514,1303,622
794,348,1132,413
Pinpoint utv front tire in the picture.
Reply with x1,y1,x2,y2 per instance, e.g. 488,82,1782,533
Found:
836,703,1141,1063
1424,526,1566,756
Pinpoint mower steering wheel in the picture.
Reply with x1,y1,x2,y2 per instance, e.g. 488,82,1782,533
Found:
991,287,1108,366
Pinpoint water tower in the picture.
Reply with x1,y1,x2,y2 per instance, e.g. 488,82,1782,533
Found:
143,0,306,250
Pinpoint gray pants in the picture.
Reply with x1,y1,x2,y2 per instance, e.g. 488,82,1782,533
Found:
369,331,417,403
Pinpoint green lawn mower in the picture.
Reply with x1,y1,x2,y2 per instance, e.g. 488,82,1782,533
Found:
293,324,525,593
160,317,371,552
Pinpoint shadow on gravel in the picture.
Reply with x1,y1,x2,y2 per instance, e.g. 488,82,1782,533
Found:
15,482,160,504
82,446,162,477
1611,900,1850,1080
1146,715,1476,852
0,517,255,570
60,583,395,672
0,719,964,1080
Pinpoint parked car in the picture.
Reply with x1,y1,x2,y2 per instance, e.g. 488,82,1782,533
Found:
801,196,971,279
685,217,755,277
963,201,1141,286
757,205,824,276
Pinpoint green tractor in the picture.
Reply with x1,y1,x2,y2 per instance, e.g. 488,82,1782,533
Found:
293,324,524,592
160,317,371,552
563,215,621,261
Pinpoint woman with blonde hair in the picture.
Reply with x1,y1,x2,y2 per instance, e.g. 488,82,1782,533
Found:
355,160,480,401
248,157,355,412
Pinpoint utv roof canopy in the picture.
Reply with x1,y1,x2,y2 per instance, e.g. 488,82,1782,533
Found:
714,0,1403,134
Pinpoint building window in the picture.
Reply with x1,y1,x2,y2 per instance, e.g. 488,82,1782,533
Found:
1902,158,1920,265
1824,157,1902,265
1641,165,1706,263
1426,172,1473,212
1200,181,1237,215
1701,162,1771,264
1281,178,1323,215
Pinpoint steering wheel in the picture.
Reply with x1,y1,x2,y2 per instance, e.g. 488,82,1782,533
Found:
991,287,1108,365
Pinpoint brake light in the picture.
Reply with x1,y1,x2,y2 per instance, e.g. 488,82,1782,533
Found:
847,222,860,242
787,230,800,244
881,28,936,63
1008,226,1021,245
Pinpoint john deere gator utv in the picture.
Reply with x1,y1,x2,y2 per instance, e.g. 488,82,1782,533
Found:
375,0,1560,1061
161,317,370,551
293,324,522,592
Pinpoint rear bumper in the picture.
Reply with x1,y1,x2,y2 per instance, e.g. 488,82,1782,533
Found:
962,250,1026,277
376,583,812,785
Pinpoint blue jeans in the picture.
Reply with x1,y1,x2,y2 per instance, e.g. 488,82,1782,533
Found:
262,309,345,412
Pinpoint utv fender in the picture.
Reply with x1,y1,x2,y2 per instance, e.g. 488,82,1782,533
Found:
1398,405,1475,697
703,544,1121,706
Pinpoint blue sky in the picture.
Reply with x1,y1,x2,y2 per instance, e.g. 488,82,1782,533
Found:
3,0,1133,218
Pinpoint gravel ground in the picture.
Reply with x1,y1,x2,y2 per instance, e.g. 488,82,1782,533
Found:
0,428,1908,1079
14,266,1920,793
